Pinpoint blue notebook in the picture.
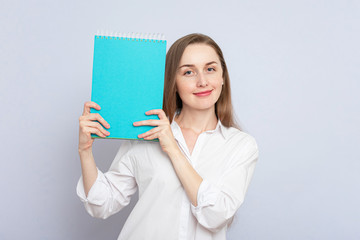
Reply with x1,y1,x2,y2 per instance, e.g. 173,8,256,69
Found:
90,32,166,140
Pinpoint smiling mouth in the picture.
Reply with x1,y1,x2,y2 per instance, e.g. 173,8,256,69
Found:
193,90,213,96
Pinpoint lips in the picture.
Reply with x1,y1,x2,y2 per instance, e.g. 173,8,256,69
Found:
193,90,213,96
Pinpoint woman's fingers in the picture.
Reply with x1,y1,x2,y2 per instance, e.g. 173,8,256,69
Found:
145,109,167,120
143,135,157,140
83,101,101,115
133,119,162,127
81,113,110,129
79,121,109,138
78,101,108,151
133,109,168,126
134,109,170,139
86,121,110,136
138,126,159,139
79,111,110,139
79,119,109,137
83,126,107,138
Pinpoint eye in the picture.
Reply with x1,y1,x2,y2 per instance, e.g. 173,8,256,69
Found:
184,70,193,76
207,67,215,72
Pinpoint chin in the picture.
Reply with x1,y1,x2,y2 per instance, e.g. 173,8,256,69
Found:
181,94,221,112
186,102,217,112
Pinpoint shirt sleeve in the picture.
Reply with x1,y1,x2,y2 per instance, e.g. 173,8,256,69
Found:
76,141,138,219
190,135,259,232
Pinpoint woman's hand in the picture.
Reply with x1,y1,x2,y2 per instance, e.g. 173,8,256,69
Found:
78,101,110,152
133,109,178,154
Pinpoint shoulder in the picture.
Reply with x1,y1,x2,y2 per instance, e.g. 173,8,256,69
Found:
221,126,258,155
222,126,257,144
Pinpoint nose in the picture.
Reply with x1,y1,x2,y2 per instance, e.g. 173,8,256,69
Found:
196,72,208,87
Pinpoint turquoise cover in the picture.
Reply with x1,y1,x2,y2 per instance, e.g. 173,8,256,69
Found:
90,35,166,140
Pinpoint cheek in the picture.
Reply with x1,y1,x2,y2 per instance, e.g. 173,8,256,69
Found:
208,70,223,84
209,75,224,88
176,79,193,95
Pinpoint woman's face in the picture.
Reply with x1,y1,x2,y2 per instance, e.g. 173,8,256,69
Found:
176,43,223,112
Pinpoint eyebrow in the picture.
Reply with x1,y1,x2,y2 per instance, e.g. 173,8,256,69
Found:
178,61,218,69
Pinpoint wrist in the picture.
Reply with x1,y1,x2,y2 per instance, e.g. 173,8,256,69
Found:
78,147,93,155
166,145,183,160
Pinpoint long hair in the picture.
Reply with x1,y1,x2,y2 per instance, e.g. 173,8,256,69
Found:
163,33,239,129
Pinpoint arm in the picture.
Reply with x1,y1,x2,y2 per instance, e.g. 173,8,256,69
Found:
77,141,138,219
167,147,203,207
79,148,98,197
134,109,202,206
190,141,258,232
135,111,258,231
77,102,137,219
78,101,110,196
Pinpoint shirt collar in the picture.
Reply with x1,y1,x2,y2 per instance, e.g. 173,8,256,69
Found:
214,120,228,139
170,116,228,140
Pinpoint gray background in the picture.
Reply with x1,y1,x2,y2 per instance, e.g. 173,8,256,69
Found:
1,0,359,239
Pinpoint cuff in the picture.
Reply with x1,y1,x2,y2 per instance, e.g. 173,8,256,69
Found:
191,179,221,213
76,168,109,206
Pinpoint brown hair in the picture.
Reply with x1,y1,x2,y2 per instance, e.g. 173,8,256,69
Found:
163,33,239,129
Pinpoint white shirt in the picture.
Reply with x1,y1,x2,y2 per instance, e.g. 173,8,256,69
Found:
77,120,258,240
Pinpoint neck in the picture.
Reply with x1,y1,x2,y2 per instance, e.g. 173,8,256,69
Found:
175,106,218,134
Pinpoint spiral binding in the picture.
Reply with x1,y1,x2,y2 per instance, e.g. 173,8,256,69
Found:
95,30,166,42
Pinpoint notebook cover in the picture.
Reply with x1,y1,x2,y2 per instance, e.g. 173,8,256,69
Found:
90,35,166,140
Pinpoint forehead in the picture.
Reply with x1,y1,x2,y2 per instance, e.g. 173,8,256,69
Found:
179,44,220,65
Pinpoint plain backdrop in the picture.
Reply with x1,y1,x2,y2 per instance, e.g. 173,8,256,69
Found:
1,0,359,239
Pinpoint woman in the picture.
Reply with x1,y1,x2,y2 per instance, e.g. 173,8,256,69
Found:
77,33,258,240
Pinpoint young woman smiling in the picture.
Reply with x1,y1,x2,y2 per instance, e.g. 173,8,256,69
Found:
77,33,258,240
